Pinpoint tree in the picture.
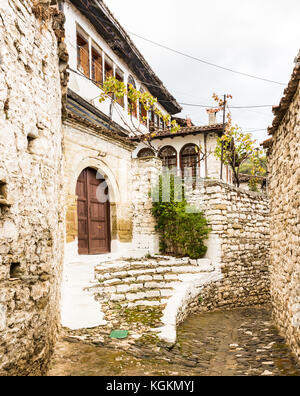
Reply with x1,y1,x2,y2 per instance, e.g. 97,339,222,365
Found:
213,94,264,188
240,156,267,176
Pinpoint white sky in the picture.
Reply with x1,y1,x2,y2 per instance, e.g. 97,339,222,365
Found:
104,0,300,143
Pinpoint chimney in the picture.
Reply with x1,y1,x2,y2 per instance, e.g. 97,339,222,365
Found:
186,117,192,128
206,109,217,125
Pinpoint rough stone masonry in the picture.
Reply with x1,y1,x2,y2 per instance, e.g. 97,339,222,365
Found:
0,0,65,375
265,52,300,361
184,180,270,319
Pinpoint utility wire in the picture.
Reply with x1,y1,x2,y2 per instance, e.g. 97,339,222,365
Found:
128,32,287,86
175,102,273,109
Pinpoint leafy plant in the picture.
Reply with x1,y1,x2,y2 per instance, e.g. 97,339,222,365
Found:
151,174,211,259
98,76,180,134
212,94,265,188
248,177,259,192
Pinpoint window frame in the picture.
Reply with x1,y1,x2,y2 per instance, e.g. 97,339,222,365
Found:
127,75,137,119
158,146,178,170
76,30,90,78
91,44,103,86
115,67,125,107
180,144,200,179
137,148,156,158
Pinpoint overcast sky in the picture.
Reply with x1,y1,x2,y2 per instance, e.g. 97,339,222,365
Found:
104,0,300,143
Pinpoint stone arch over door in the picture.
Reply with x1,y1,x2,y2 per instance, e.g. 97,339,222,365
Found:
66,157,121,256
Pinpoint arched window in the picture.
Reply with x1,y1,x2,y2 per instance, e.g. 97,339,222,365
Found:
158,146,177,170
127,75,137,118
137,148,155,158
180,144,199,178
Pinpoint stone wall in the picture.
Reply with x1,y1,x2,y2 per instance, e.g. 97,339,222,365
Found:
184,180,270,315
131,157,162,255
267,75,300,360
0,0,64,375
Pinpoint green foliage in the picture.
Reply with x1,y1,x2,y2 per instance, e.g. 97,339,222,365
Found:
215,125,265,187
212,93,265,188
248,177,259,192
240,156,267,176
151,174,211,259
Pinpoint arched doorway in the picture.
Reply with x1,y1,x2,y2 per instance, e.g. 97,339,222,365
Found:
76,168,111,255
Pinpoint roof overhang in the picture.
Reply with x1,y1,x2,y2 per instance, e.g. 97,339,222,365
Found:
130,124,225,142
67,0,182,115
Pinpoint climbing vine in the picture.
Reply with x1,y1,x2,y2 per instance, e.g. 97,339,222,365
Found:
151,174,211,259
98,76,180,134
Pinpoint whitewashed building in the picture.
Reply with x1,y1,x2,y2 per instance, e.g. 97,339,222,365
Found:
60,0,230,260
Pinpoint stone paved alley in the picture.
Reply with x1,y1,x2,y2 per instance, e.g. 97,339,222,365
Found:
48,305,300,376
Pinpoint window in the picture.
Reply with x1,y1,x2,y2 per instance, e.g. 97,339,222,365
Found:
91,46,103,85
139,88,147,126
77,33,89,77
158,146,177,170
159,117,164,130
137,148,155,158
127,75,137,118
0,180,6,200
139,101,147,125
148,109,155,131
104,56,113,81
180,144,199,178
154,113,159,129
104,56,114,97
115,68,124,107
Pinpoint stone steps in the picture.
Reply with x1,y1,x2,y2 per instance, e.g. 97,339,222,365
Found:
96,263,214,283
95,256,213,274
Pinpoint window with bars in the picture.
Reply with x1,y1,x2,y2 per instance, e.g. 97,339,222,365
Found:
77,33,90,78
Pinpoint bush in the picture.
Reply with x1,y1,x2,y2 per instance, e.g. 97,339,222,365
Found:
151,174,211,259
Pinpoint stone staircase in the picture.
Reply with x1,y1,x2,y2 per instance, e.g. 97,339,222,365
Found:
91,256,215,309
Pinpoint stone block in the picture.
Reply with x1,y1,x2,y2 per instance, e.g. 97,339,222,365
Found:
137,275,153,282
145,290,160,298
116,285,130,293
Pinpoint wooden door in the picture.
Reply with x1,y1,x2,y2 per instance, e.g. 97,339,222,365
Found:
76,168,111,255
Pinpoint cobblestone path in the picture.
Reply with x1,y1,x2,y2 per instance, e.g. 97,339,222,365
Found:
48,305,300,376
